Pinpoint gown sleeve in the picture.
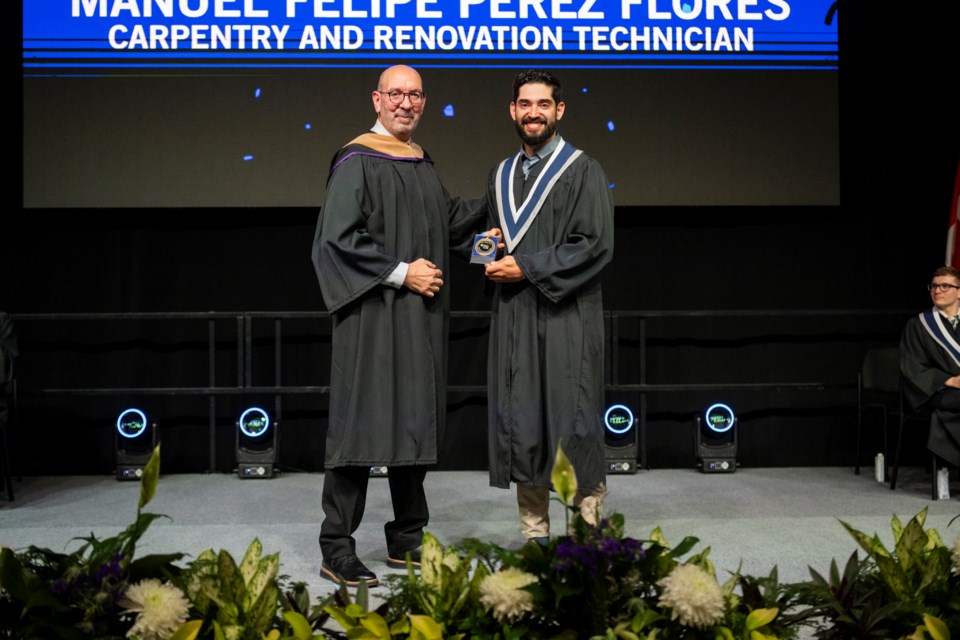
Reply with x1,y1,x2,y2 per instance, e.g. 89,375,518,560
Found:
900,317,954,408
311,152,401,313
446,181,489,259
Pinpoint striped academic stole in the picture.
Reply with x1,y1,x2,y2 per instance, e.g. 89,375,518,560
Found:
494,139,582,253
919,307,960,368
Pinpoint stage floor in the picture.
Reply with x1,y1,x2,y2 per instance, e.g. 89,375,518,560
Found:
2,466,958,605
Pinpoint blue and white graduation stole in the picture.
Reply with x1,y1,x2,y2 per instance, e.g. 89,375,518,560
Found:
919,307,960,368
494,138,582,253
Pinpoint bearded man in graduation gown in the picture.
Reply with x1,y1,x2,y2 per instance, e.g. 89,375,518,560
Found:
900,265,960,468
312,65,485,587
483,70,615,543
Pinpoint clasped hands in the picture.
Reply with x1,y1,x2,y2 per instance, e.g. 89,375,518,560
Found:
403,258,444,297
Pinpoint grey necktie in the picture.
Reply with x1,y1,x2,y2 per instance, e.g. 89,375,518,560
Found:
521,154,540,180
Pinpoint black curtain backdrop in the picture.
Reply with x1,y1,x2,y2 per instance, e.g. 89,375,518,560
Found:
6,0,959,475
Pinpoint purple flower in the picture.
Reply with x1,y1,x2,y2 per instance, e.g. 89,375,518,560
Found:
554,539,599,576
552,532,646,577
601,537,622,556
96,553,123,583
49,578,70,594
621,538,646,561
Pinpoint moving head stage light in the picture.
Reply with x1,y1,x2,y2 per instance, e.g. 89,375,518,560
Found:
237,407,278,479
115,408,157,481
695,403,737,473
604,403,638,474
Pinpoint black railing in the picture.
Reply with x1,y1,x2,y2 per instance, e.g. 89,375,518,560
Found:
10,309,912,471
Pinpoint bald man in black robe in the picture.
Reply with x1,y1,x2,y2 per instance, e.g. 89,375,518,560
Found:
312,65,484,587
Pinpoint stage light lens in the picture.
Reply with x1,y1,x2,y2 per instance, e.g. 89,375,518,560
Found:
604,404,634,435
239,407,270,438
705,403,735,433
116,408,147,439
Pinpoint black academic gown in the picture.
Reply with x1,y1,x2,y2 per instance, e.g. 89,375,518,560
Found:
0,312,15,385
485,148,614,491
900,312,960,466
312,135,483,468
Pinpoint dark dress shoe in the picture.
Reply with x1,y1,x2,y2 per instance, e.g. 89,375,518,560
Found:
320,554,379,587
386,547,422,569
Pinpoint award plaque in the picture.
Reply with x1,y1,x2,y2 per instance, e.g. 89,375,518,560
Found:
470,234,498,264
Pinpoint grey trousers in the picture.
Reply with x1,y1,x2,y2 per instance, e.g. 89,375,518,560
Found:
516,483,607,539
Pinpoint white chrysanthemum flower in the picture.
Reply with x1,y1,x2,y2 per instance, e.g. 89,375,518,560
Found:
657,563,726,629
478,568,538,623
952,535,960,576
119,579,190,640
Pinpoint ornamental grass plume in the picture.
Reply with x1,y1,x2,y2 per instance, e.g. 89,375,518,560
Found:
478,567,539,623
119,579,190,640
657,563,726,629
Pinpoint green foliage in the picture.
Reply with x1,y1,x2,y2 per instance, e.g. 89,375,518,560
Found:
725,567,806,640
551,443,578,507
407,531,489,628
139,443,161,512
524,514,657,636
380,532,493,637
178,539,281,639
280,581,341,637
0,445,184,639
798,509,960,640
3,444,958,640
803,550,905,639
170,619,204,640
376,508,799,640
315,581,406,640
840,509,952,608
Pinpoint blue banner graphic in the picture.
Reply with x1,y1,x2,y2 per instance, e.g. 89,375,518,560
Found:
23,0,838,71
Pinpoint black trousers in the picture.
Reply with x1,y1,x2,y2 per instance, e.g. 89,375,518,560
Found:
319,465,429,560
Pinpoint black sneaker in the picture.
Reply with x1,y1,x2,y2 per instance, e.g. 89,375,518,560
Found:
320,554,379,587
386,547,422,569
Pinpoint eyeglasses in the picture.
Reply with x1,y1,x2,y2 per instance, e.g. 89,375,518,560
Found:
928,283,960,292
378,90,425,105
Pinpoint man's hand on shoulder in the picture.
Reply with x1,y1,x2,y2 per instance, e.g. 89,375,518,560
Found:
484,256,525,283
404,258,443,297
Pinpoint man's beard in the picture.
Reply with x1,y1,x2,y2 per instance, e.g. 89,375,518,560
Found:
515,116,556,147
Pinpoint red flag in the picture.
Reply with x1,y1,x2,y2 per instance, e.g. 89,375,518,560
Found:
947,160,960,268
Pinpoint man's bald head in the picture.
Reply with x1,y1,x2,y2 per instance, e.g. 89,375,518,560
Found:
372,65,426,142
377,65,421,92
